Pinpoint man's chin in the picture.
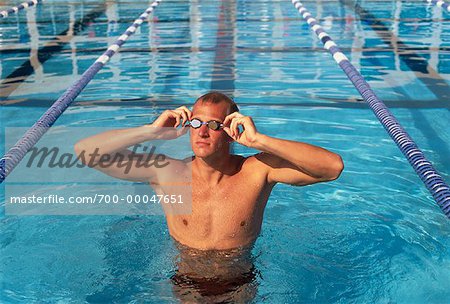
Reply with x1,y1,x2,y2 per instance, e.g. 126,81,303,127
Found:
192,148,210,157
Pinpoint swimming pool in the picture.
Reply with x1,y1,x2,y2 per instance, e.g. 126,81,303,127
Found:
1,0,450,302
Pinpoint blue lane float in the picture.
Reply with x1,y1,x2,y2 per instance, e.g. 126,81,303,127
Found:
290,0,450,218
0,0,42,19
0,0,163,183
427,0,450,12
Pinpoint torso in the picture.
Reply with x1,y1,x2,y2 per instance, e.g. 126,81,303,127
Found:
150,154,274,250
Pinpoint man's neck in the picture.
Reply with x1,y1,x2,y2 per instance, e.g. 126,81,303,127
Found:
193,153,235,186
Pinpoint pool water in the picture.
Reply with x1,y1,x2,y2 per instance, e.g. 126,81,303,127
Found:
1,0,450,302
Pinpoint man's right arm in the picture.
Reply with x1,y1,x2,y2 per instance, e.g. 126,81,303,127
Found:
74,125,162,182
74,106,192,182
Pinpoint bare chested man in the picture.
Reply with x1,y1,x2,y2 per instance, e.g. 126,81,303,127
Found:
75,91,343,301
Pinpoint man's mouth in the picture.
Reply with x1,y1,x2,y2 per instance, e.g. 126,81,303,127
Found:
196,141,210,146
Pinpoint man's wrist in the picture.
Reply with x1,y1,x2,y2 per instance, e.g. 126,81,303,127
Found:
138,125,159,141
250,133,269,151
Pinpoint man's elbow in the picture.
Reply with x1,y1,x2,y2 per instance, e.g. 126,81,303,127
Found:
320,154,344,182
324,154,344,181
74,141,83,157
74,141,90,166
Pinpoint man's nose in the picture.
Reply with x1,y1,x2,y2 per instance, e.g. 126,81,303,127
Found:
198,124,209,137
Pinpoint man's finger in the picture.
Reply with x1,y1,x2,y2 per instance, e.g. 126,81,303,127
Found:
177,106,192,120
224,112,243,125
229,119,235,137
236,118,245,135
176,108,192,126
178,110,188,126
224,114,238,127
231,119,240,138
177,105,191,113
171,111,181,128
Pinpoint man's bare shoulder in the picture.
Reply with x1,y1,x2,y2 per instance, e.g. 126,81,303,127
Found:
243,152,279,167
149,155,192,187
233,153,274,188
241,152,285,183
151,155,192,176
235,152,275,174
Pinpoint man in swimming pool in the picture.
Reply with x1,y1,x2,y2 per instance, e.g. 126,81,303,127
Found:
75,91,343,251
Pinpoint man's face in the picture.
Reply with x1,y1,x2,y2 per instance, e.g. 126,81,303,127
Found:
189,101,231,158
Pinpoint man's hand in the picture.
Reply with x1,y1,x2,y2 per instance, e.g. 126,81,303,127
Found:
223,112,259,148
148,106,192,140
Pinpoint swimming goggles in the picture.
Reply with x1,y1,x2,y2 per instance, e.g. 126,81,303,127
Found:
188,118,224,131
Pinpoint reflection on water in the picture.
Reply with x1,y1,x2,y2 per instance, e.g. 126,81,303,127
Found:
170,239,260,303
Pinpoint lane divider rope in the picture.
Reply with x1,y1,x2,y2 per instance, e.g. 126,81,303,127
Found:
291,0,450,218
0,0,163,183
427,0,450,12
0,0,42,19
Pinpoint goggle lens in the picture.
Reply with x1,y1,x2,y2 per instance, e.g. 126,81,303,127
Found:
189,119,201,128
207,121,220,130
189,119,223,131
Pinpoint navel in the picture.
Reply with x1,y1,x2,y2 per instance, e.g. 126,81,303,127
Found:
240,220,246,227
182,219,188,226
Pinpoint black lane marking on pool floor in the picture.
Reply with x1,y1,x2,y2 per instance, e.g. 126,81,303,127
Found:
155,2,192,99
3,98,449,109
21,16,446,26
4,45,450,55
0,4,106,99
210,0,236,98
343,0,450,103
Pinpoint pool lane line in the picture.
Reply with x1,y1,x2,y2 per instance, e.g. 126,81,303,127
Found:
345,0,450,102
427,0,450,12
346,0,450,169
0,0,163,183
3,97,450,109
210,0,236,98
0,5,106,99
0,0,42,19
290,0,450,218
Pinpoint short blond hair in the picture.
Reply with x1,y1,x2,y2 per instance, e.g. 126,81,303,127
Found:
195,91,239,114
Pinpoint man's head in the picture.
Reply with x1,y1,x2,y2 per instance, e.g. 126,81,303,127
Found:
193,91,239,115
189,92,239,159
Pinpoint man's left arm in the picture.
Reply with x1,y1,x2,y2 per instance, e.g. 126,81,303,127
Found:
223,112,344,186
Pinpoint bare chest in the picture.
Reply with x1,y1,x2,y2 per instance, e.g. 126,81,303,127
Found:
166,171,271,249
